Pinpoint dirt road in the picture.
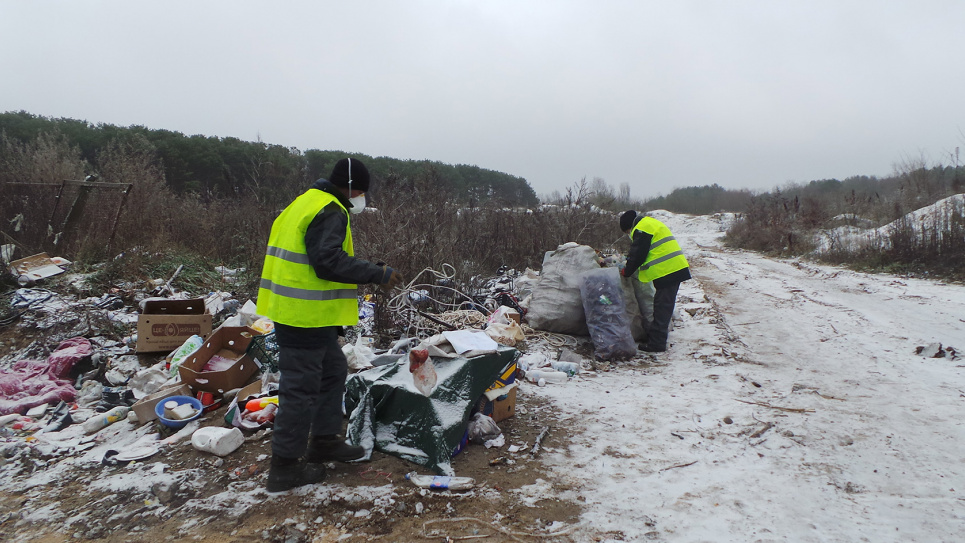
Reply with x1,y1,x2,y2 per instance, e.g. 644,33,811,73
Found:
528,212,965,542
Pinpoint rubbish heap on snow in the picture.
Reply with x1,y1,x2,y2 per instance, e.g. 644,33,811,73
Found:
1,240,667,489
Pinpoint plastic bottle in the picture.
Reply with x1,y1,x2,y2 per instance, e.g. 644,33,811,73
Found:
244,396,279,411
525,370,569,385
405,472,475,491
191,426,245,456
167,335,204,377
550,361,580,376
82,406,130,434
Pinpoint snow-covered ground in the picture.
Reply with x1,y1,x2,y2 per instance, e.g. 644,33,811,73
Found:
523,210,965,542
816,193,965,253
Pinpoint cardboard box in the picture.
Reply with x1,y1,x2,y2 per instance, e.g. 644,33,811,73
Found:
486,360,517,391
136,298,212,353
178,326,259,394
476,360,518,422
132,383,192,424
477,385,517,423
8,252,68,282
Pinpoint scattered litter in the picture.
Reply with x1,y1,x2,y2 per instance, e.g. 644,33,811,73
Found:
82,406,130,434
191,426,244,456
405,472,475,491
8,253,70,285
467,413,501,444
531,426,550,457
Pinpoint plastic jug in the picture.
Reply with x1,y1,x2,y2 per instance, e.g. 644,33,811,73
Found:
191,426,245,456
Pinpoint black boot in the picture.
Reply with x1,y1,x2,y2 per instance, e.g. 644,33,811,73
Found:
266,455,325,492
305,435,365,463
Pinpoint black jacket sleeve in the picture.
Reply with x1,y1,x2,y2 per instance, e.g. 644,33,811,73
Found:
624,228,653,275
304,202,390,285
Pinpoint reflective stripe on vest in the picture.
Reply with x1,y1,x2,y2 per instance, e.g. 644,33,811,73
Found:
255,189,359,327
631,216,689,283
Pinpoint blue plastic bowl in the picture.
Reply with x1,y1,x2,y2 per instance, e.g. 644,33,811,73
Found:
154,395,203,429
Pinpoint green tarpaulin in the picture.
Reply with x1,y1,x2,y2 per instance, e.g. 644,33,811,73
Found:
345,346,518,475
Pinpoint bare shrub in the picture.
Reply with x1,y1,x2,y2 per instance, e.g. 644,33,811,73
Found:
724,191,816,255
0,131,86,253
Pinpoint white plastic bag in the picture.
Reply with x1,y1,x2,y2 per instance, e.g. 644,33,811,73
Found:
484,320,525,347
344,335,376,371
409,349,437,396
467,413,502,444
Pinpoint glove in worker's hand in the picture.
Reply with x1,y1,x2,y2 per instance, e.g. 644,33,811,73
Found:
383,269,403,291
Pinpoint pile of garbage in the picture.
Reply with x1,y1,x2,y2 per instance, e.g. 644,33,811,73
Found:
0,243,638,492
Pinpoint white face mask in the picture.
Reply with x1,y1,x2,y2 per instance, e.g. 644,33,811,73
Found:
349,194,366,214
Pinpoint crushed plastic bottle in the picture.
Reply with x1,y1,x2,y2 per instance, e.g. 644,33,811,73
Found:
550,361,580,376
82,406,129,434
405,472,475,491
525,370,569,385
167,335,204,377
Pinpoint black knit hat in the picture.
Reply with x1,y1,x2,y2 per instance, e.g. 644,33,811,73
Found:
619,210,637,232
329,158,370,192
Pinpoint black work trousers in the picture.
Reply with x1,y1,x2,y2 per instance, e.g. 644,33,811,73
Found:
641,281,681,350
271,327,348,459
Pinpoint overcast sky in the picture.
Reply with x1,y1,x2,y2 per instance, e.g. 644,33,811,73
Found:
3,1,964,199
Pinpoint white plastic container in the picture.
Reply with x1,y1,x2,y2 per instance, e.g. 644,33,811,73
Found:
82,406,130,434
525,370,568,385
405,472,475,491
191,426,245,456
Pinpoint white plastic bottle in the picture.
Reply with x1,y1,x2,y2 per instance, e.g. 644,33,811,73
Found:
405,472,475,491
82,406,130,434
550,361,580,376
191,427,245,456
525,370,568,385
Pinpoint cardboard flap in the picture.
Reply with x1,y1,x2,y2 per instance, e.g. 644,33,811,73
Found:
142,298,206,315
9,252,67,280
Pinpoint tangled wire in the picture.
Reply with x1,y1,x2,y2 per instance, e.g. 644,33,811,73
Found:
380,264,576,348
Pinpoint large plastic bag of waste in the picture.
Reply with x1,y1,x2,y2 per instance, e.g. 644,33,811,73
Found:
626,276,654,341
579,267,637,360
526,243,600,336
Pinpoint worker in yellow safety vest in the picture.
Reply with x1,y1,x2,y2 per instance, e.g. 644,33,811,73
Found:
620,210,691,353
257,157,402,492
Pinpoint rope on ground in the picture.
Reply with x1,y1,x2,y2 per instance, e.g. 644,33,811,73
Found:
421,516,578,542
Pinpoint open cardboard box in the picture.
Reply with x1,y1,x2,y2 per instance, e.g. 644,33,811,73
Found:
8,252,70,283
132,383,192,424
136,298,212,353
478,385,517,422
178,326,259,394
476,360,518,422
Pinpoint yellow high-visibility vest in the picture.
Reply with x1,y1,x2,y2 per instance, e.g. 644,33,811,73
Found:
256,189,358,327
631,216,689,283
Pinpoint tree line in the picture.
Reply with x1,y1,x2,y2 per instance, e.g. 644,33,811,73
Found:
0,111,539,209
